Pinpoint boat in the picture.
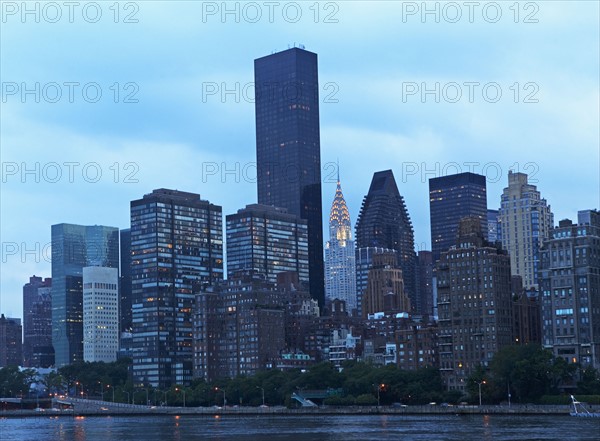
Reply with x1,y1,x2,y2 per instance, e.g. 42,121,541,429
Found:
570,395,600,418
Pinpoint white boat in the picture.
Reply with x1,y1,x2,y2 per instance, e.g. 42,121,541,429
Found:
570,395,600,418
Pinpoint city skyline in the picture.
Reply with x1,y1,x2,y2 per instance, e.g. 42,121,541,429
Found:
2,2,599,320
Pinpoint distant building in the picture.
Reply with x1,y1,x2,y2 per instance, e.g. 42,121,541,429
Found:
487,209,502,244
395,319,438,371
325,178,357,314
255,47,324,307
51,223,119,367
416,251,434,316
436,216,513,391
226,204,309,286
83,266,120,362
540,210,600,369
355,247,397,318
131,189,223,388
511,276,541,346
22,276,53,367
193,272,287,381
356,170,417,312
362,252,410,318
429,172,487,262
500,171,553,289
0,315,22,367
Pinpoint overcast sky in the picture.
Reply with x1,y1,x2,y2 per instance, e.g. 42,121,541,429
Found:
1,1,598,319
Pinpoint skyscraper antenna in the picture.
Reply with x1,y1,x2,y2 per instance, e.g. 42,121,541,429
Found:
336,158,340,183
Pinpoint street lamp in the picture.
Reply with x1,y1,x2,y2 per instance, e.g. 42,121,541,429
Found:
372,384,385,407
256,386,265,406
175,387,186,407
477,380,486,406
107,385,114,402
214,387,226,407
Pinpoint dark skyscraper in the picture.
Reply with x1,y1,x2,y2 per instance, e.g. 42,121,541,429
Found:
119,229,132,332
355,170,417,312
254,47,324,307
51,223,119,367
429,172,487,262
22,276,53,367
0,315,22,367
130,189,223,388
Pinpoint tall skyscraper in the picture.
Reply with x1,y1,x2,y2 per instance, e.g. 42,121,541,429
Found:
0,315,22,367
254,47,324,306
362,252,410,318
119,228,132,332
130,189,223,388
83,266,120,362
429,172,487,262
436,217,513,391
540,210,600,369
51,223,119,367
416,251,434,316
355,247,396,317
226,204,309,285
355,170,417,311
500,171,553,289
325,178,357,313
22,275,53,367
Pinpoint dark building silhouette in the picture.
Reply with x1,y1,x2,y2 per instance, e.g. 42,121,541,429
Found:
0,315,22,367
130,189,223,388
511,276,541,346
226,204,309,286
51,223,119,367
362,252,410,318
254,47,324,307
416,251,434,316
355,170,417,312
429,172,487,262
22,276,54,367
119,229,132,332
436,216,513,391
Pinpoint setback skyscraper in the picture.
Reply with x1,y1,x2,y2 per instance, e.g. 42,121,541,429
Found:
51,223,119,367
254,46,324,306
500,171,553,290
22,275,53,367
429,172,487,262
130,189,223,388
325,178,357,313
355,170,417,312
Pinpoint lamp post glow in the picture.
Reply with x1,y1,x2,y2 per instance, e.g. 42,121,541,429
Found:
176,387,186,407
477,380,486,406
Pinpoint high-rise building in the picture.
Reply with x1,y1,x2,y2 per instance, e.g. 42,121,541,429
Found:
325,178,357,313
362,252,410,318
119,228,132,332
487,209,502,244
83,266,120,362
540,210,600,369
254,47,324,307
193,272,286,381
22,276,53,367
436,217,513,391
500,171,553,290
0,315,22,367
511,276,541,346
51,223,119,367
355,247,397,318
429,172,487,262
226,204,309,285
355,170,417,311
130,189,223,388
416,251,434,316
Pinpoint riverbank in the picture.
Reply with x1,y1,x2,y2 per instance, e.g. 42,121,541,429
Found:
0,403,576,418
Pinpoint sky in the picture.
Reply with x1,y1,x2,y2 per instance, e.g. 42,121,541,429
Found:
1,1,599,320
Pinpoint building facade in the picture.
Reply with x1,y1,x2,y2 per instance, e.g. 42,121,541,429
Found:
119,228,132,333
130,189,223,388
51,223,119,367
325,178,357,314
429,172,487,262
436,217,513,391
540,210,600,369
416,251,434,317
83,266,120,362
22,276,53,367
362,252,410,318
226,204,309,285
0,315,22,367
254,46,324,306
487,209,502,244
500,171,553,290
355,170,417,312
